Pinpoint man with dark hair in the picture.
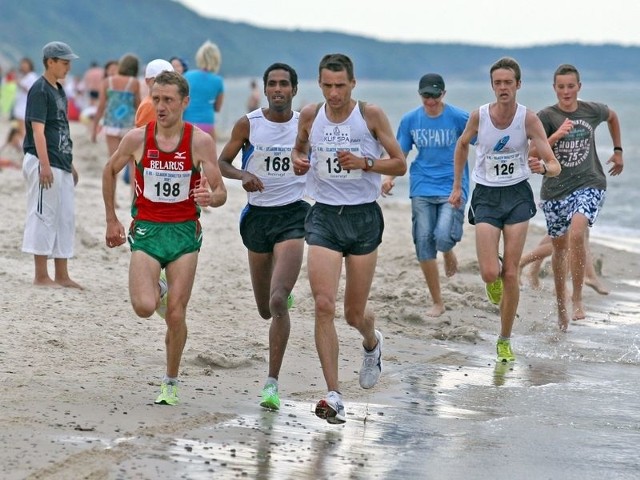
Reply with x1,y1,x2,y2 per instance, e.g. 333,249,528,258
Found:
292,53,406,424
218,63,307,411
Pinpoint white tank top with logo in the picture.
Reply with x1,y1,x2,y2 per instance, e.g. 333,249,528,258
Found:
244,108,306,206
308,102,383,205
473,103,530,187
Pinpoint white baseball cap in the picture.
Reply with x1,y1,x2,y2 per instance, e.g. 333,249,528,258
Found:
145,59,174,79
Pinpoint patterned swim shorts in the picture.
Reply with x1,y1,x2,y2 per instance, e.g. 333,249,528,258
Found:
541,187,605,238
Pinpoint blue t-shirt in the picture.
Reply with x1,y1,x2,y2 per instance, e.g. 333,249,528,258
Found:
396,103,470,201
183,70,224,125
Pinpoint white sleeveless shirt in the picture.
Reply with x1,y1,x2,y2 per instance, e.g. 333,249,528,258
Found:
473,103,530,187
242,108,306,206
308,102,383,205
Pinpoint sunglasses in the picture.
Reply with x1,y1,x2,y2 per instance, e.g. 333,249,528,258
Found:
421,92,442,99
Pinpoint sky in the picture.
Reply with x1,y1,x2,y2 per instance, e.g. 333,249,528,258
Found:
177,0,640,48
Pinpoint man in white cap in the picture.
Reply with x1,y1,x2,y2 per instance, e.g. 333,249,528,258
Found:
22,41,82,288
135,59,174,128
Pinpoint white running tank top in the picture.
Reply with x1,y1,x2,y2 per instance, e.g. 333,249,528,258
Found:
473,103,530,187
242,108,306,206
308,101,383,205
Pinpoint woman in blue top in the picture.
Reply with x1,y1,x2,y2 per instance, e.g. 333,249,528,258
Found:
183,40,224,141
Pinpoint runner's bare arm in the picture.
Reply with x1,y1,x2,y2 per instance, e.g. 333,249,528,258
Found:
365,103,406,176
102,127,145,222
449,109,478,208
291,104,315,175
525,110,561,177
217,116,264,192
195,129,227,207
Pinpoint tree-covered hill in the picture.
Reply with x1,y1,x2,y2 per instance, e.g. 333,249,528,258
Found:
1,0,638,81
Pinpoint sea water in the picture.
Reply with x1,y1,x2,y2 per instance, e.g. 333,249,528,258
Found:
219,78,640,248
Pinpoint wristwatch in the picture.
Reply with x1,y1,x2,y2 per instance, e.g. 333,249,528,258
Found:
364,157,375,171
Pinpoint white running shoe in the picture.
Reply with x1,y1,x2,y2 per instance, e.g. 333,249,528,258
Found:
315,390,346,424
359,329,383,389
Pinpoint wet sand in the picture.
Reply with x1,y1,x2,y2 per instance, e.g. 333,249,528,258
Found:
1,123,639,479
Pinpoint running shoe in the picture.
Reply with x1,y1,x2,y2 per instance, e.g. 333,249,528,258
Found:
485,278,504,305
156,270,168,319
260,383,280,410
154,382,179,405
287,293,294,310
359,329,383,389
496,338,516,363
315,390,346,424
485,255,504,305
493,360,510,386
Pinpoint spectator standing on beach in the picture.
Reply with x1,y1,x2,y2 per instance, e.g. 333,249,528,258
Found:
22,41,82,288
79,61,109,128
81,61,104,109
102,71,227,405
0,69,17,119
530,63,623,331
135,59,174,128
170,56,188,75
11,57,39,148
292,53,406,424
383,73,470,318
246,78,261,112
183,41,224,141
103,60,119,78
92,54,141,197
218,63,308,411
448,57,561,363
92,53,141,158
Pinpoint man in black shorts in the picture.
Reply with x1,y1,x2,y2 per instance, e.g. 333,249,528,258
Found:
449,57,560,363
218,63,308,411
292,53,406,423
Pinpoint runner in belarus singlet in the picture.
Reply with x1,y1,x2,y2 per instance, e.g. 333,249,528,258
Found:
133,121,201,221
129,121,202,266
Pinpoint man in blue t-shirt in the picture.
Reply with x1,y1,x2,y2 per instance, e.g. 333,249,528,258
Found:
383,73,469,317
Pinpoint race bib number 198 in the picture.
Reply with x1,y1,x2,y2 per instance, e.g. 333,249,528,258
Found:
143,168,191,203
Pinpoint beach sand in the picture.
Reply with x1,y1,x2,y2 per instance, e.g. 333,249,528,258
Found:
1,122,639,479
